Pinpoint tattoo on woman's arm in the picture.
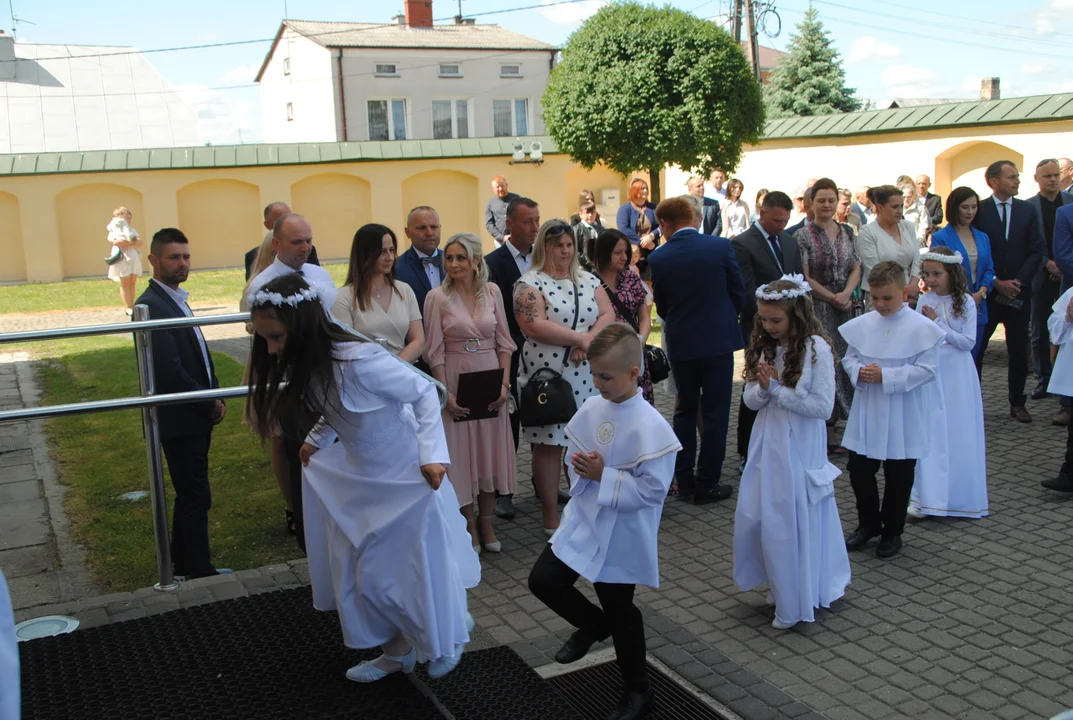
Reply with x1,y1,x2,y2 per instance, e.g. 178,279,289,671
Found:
515,286,539,323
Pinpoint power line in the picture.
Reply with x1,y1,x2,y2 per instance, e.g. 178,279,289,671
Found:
1,0,590,65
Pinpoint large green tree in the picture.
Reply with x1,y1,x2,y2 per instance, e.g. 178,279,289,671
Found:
763,6,860,118
542,2,764,201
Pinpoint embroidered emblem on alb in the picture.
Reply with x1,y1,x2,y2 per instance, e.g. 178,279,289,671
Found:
596,422,615,445
883,327,895,341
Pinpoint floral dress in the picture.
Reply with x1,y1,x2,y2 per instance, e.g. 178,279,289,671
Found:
603,269,654,404
794,222,859,420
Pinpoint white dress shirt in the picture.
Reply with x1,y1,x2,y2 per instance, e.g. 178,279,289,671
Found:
993,196,1012,239
152,278,212,376
246,256,338,314
506,239,532,277
413,247,443,290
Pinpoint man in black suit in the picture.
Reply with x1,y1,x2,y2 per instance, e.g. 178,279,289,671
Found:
972,160,1047,423
686,175,722,237
484,197,543,519
136,228,227,580
731,191,802,467
244,202,319,279
915,175,944,228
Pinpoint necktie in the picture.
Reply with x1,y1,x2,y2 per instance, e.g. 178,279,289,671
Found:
999,201,1008,239
422,254,442,269
769,235,784,272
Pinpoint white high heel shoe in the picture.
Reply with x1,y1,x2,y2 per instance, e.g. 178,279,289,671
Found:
478,515,502,553
346,647,417,683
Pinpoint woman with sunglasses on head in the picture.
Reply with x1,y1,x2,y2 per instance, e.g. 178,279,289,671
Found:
513,220,615,535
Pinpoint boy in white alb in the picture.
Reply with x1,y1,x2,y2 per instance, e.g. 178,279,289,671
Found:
839,261,944,558
528,323,681,720
1042,286,1073,493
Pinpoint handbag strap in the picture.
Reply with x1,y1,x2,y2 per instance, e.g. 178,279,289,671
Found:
522,275,581,376
599,277,640,334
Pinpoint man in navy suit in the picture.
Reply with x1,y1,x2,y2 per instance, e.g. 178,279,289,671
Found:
135,228,227,580
649,196,746,504
396,206,444,316
686,175,722,237
485,197,546,518
972,160,1047,424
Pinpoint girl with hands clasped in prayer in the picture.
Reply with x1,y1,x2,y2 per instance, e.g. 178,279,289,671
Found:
733,276,850,631
909,247,988,519
249,274,479,685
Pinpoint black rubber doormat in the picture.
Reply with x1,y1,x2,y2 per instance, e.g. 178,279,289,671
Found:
20,586,438,720
547,660,731,720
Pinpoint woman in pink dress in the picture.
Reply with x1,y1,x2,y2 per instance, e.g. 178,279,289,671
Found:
424,232,518,554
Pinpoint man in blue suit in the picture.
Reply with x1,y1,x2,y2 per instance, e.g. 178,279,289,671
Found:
395,206,445,317
649,196,746,504
973,160,1047,424
135,228,228,580
686,175,722,237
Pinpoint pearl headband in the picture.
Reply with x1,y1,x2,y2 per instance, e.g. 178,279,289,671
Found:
252,287,319,307
921,250,964,265
756,273,812,300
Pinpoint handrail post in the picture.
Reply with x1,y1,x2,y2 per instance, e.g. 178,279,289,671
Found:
132,304,178,591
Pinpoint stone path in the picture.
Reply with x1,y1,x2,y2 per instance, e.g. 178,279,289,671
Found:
3,305,1073,720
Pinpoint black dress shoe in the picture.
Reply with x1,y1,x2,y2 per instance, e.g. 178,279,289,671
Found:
674,474,696,497
554,629,608,664
1032,381,1051,400
557,489,572,505
692,485,733,505
845,527,879,551
1042,475,1073,493
605,686,654,720
494,494,516,520
876,535,903,558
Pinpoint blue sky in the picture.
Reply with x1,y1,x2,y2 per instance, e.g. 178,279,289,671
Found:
15,0,1073,143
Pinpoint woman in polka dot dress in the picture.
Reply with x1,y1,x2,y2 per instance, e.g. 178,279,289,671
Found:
514,220,614,535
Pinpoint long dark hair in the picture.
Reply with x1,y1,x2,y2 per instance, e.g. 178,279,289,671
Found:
344,223,400,312
944,186,980,226
592,229,629,273
743,280,834,389
923,246,969,319
248,274,363,440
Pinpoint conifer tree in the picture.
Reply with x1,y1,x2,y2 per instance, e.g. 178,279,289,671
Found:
763,6,860,118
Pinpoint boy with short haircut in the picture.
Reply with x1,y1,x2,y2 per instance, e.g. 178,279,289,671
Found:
528,323,681,720
572,201,605,264
838,261,945,558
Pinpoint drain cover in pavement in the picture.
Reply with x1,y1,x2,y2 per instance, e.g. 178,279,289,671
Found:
547,659,731,720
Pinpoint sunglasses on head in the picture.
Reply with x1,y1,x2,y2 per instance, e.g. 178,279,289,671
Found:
545,224,573,239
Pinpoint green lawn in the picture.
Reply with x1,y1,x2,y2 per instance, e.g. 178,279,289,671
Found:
0,262,349,315
38,335,299,591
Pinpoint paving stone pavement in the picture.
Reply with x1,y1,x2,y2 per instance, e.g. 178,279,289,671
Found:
5,306,1073,719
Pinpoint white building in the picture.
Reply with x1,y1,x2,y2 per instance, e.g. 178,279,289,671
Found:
0,32,201,154
255,2,558,143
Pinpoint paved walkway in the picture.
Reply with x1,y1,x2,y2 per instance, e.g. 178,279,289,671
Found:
4,305,1073,720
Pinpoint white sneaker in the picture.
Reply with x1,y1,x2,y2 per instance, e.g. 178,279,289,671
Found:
906,505,923,519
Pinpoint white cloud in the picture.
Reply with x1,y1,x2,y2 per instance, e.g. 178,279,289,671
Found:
1030,0,1073,35
880,64,953,99
1020,59,1062,76
848,36,901,64
539,0,607,25
177,83,261,145
215,63,261,87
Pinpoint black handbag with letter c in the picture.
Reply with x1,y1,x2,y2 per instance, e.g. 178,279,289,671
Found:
519,281,580,427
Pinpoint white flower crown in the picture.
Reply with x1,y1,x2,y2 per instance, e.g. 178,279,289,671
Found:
921,250,964,265
756,273,812,300
252,287,319,307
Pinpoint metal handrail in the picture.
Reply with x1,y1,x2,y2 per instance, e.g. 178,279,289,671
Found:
0,304,447,593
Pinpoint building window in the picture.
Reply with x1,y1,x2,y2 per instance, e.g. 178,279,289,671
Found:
286,102,294,121
432,99,471,139
374,63,399,77
439,64,462,78
368,99,407,141
493,98,528,137
283,57,291,76
500,63,522,78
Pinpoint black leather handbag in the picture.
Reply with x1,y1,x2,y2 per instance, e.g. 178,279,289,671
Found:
519,284,579,427
599,278,671,385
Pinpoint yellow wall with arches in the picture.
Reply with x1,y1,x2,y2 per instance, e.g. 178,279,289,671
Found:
0,192,25,282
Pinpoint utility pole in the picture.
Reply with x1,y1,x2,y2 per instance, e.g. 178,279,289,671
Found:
744,0,761,82
731,0,744,44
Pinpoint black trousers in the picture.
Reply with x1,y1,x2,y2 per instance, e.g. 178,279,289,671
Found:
1032,277,1061,382
280,409,320,554
528,545,648,692
161,433,215,577
670,353,734,490
847,452,916,539
975,296,1031,407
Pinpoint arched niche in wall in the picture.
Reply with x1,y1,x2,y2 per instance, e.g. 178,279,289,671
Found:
176,179,261,270
400,170,480,251
56,183,145,279
935,141,1024,200
290,173,372,262
0,192,25,282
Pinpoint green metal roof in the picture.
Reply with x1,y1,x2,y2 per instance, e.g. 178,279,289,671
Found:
763,92,1073,141
4,92,1073,177
0,137,561,177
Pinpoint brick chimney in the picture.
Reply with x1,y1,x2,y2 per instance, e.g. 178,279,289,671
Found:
404,0,433,28
980,77,1000,101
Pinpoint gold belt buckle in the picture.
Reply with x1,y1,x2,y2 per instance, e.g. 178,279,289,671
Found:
464,338,481,352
